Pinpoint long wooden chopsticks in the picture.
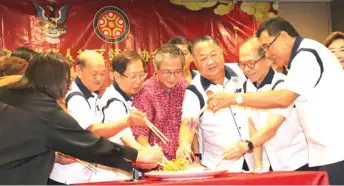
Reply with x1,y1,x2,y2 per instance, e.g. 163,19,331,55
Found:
56,152,99,173
76,159,99,173
145,118,169,144
131,107,169,144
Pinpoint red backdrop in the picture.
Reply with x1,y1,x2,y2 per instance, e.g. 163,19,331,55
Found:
0,0,277,88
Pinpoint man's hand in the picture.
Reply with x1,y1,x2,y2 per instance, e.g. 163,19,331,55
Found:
135,146,163,169
207,92,236,112
127,108,147,127
176,144,194,162
55,152,76,165
223,141,249,160
133,162,159,170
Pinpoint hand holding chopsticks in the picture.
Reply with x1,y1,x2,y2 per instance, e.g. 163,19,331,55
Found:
56,152,99,173
131,107,169,144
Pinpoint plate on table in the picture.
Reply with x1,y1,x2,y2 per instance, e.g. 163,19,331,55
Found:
145,167,227,180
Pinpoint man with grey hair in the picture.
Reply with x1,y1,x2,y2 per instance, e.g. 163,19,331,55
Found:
131,44,188,160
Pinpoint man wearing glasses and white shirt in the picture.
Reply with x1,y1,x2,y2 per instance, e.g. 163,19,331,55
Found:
208,17,344,184
94,51,148,182
49,50,153,184
238,37,310,171
177,35,253,172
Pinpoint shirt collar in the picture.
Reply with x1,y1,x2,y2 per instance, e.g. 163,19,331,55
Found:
200,65,236,91
74,77,95,99
252,68,275,89
113,82,132,101
287,36,304,69
151,76,183,95
190,69,197,79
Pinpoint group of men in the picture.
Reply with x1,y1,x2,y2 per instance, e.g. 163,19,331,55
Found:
1,17,344,185
51,17,344,185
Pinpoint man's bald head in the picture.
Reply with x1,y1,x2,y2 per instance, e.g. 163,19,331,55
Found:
77,50,105,68
76,50,106,92
239,37,264,62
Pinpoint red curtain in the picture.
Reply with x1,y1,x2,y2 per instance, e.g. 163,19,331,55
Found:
0,0,277,89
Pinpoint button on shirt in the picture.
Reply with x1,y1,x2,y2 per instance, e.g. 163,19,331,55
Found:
245,68,308,171
182,65,253,171
50,77,102,184
131,76,188,160
284,36,344,166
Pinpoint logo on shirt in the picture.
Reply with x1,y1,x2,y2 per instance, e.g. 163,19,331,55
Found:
93,7,130,43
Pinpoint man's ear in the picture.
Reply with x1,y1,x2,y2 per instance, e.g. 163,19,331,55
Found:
75,65,82,76
113,71,120,81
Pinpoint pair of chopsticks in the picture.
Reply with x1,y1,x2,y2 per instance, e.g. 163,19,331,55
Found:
198,105,208,118
56,152,99,173
131,106,169,144
145,118,169,144
76,159,99,173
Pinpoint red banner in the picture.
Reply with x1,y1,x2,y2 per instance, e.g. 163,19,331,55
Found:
0,0,277,86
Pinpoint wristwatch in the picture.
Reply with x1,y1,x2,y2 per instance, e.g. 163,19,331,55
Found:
236,93,243,105
243,140,254,153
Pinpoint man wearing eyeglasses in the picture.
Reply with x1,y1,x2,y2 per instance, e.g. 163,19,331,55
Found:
237,37,309,172
92,51,153,182
131,44,188,160
207,17,344,184
49,50,159,184
177,35,253,172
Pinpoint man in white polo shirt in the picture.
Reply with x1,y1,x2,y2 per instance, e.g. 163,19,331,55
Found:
93,51,147,182
49,50,154,184
239,37,309,171
208,17,344,184
177,35,253,172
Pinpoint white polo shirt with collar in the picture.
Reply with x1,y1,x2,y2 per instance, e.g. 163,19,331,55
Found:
284,36,344,167
98,82,134,146
182,64,253,172
85,82,135,182
49,77,101,184
244,68,308,171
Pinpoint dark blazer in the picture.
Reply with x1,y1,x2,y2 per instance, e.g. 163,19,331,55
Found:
0,88,137,184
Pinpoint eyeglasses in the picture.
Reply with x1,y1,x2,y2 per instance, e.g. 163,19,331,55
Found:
199,53,220,63
262,32,281,50
158,69,183,77
238,56,265,69
121,72,147,82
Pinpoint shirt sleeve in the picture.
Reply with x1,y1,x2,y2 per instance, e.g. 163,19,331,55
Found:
67,96,97,129
103,101,134,142
103,101,128,123
284,52,321,98
269,80,293,118
48,109,137,172
131,90,152,137
181,89,201,119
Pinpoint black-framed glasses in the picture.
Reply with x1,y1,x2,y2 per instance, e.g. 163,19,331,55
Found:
238,56,265,69
262,32,281,50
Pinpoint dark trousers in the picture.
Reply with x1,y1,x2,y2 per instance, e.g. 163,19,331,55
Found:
243,159,249,171
320,160,344,185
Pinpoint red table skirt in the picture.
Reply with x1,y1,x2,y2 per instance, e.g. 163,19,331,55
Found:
75,171,329,185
